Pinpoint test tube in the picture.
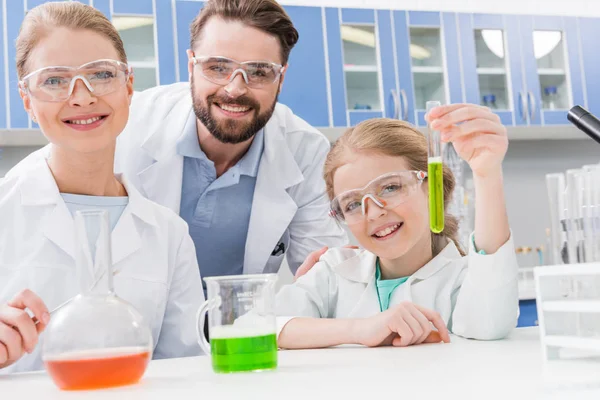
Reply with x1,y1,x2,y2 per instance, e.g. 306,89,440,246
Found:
582,164,600,262
426,100,444,233
565,169,584,264
545,173,566,264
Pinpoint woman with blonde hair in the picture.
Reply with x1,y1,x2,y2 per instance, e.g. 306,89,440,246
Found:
0,2,203,373
276,105,519,348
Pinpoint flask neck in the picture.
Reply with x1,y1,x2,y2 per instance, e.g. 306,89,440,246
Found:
75,210,114,296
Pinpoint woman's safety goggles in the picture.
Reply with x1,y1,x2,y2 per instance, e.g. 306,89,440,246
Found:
329,170,427,225
192,55,285,88
19,59,131,102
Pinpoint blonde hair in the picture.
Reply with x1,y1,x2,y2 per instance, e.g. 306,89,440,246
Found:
324,118,466,256
16,1,127,79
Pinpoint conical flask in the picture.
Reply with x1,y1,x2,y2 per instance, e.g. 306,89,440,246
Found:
42,210,153,390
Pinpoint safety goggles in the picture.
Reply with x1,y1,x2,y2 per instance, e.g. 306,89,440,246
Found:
19,59,132,102
192,55,285,88
329,170,427,225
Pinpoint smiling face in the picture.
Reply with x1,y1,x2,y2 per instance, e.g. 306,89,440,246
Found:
333,151,431,261
20,27,133,154
188,17,285,144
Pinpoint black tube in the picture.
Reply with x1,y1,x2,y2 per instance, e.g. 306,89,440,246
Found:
568,105,600,144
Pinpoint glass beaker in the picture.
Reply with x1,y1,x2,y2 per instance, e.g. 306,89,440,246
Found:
42,210,153,391
196,274,278,373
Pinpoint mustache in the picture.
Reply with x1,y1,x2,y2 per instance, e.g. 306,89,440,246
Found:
208,94,259,109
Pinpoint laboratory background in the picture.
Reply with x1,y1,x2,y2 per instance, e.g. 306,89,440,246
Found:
2,0,600,390
2,0,600,396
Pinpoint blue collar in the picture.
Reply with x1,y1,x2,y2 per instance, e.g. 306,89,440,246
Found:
176,112,264,178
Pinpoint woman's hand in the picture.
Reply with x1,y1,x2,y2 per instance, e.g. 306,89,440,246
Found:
0,289,50,369
426,104,508,179
353,301,451,347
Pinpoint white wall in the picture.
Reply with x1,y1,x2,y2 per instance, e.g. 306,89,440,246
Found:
278,0,600,17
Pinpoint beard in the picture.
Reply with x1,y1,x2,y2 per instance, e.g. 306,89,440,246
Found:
191,75,278,144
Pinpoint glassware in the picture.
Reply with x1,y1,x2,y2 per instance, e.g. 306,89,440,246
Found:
544,86,558,110
426,100,444,234
42,210,153,391
565,169,585,264
546,173,566,265
196,274,278,373
583,164,600,262
482,94,498,109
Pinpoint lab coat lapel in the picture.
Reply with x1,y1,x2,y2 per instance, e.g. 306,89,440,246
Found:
137,153,184,214
110,176,157,266
337,251,380,317
19,159,76,260
243,116,304,275
136,104,192,214
110,211,141,266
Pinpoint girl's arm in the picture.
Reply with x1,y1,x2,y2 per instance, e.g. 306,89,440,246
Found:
278,303,450,349
427,104,518,340
473,169,510,253
427,103,510,253
278,318,357,349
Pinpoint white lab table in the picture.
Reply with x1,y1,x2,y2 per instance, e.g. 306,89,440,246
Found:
1,328,599,399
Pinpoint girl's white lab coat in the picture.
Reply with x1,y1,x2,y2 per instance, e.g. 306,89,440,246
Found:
276,235,519,340
0,158,204,373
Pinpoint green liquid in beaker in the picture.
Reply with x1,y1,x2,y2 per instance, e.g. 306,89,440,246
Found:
428,158,444,233
210,333,278,373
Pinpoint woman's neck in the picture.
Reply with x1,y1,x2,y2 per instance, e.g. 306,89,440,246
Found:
47,144,126,197
378,232,434,280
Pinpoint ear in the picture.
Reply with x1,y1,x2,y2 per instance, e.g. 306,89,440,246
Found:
126,70,135,104
187,49,195,80
19,86,34,120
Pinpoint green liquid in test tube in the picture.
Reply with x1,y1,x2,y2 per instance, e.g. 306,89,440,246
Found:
426,101,444,233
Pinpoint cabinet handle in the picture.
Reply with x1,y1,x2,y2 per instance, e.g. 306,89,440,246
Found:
518,91,528,122
400,89,408,121
390,89,400,119
527,90,537,122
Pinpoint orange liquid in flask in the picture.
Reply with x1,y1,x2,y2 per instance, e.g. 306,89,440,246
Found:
44,347,151,390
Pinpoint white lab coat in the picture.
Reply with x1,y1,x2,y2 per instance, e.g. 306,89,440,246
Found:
113,83,347,274
9,83,348,274
0,158,204,373
276,234,519,341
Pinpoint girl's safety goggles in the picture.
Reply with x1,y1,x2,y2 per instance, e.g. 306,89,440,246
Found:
329,170,427,225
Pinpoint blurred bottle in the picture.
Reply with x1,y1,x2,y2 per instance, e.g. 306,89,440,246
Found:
482,94,498,109
544,86,558,110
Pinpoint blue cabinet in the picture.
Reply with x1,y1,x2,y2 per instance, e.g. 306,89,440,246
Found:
458,14,518,126
174,0,204,82
336,8,384,126
2,0,600,131
279,7,330,128
460,14,585,127
327,9,463,128
404,11,463,126
518,16,585,125
579,17,600,118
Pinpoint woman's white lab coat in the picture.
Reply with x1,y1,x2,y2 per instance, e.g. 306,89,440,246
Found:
276,235,519,340
0,158,204,373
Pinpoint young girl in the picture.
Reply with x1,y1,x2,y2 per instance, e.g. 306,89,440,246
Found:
276,105,518,349
0,2,203,373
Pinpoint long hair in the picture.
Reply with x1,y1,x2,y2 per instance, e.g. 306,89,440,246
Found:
324,118,466,256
